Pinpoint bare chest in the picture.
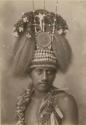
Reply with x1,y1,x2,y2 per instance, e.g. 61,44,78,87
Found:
25,98,41,125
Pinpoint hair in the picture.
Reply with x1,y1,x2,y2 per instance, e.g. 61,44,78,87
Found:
10,33,72,78
52,32,72,73
10,32,35,77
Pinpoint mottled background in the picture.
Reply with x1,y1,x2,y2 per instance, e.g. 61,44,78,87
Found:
0,0,86,125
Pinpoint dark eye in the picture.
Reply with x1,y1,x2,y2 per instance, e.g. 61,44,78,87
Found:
36,69,43,74
47,70,53,75
47,69,56,75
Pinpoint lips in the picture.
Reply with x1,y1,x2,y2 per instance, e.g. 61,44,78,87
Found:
37,82,52,91
39,82,51,88
40,82,48,85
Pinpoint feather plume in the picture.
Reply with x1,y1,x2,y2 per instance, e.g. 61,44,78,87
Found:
52,32,72,73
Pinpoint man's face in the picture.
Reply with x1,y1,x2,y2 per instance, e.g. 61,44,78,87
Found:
30,67,57,92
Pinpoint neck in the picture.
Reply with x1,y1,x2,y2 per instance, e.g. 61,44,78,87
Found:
33,89,48,99
32,85,54,99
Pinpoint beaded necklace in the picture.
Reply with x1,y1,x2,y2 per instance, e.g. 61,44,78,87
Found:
16,86,63,125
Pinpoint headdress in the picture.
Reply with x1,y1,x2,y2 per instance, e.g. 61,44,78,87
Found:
11,7,72,76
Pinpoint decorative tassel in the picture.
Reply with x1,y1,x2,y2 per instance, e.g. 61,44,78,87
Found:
50,113,56,125
52,31,72,72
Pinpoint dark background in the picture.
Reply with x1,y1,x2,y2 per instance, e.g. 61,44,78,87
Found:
0,0,86,125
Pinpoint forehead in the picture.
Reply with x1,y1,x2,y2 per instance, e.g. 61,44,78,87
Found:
31,66,56,71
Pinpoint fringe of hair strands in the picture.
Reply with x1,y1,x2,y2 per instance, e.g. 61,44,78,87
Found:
11,32,35,77
52,31,72,73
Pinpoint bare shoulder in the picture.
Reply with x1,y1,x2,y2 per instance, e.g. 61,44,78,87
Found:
55,90,77,108
54,89,79,124
55,90,78,112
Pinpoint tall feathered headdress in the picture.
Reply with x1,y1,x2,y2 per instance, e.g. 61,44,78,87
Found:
11,9,72,76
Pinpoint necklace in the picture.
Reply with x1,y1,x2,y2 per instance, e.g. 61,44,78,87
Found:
16,86,63,125
16,87,34,125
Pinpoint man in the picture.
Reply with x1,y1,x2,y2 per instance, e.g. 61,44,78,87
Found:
12,9,78,125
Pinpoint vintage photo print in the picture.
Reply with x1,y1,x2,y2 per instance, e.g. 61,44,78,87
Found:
0,0,86,125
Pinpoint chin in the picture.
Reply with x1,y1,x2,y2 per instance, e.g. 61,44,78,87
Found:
37,85,51,93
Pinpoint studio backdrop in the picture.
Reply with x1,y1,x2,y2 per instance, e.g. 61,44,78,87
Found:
0,0,86,125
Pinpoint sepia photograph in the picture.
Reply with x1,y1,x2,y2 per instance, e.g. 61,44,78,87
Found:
0,0,86,125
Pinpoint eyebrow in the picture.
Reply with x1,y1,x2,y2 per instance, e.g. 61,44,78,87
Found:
35,68,57,72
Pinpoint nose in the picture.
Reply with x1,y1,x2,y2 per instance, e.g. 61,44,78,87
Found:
42,71,47,81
